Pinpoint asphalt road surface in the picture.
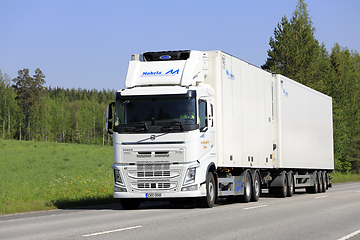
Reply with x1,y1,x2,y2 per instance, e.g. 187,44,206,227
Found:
1,182,360,240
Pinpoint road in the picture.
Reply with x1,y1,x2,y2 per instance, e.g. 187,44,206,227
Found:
1,182,360,240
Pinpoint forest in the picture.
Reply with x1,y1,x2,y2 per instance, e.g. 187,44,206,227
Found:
0,0,359,173
0,69,115,146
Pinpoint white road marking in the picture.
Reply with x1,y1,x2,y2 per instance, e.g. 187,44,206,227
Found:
337,229,360,240
244,205,267,210
82,226,142,237
315,196,328,199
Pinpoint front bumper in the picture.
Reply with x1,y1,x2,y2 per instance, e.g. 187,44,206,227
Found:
112,162,207,199
114,188,205,199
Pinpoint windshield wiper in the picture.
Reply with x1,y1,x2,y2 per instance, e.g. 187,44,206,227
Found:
162,121,184,132
121,122,148,132
134,122,148,132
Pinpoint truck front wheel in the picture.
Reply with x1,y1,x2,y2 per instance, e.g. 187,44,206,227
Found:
196,172,216,208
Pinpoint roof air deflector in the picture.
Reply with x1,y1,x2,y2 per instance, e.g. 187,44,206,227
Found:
143,50,191,61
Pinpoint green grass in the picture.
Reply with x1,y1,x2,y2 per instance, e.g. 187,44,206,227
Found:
330,172,360,183
0,139,117,215
1,139,360,215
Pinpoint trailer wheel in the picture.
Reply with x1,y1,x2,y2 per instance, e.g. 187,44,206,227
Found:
322,172,327,192
318,171,323,193
287,173,294,197
196,172,215,208
308,172,318,194
325,172,330,190
239,171,252,203
251,172,260,202
120,199,140,210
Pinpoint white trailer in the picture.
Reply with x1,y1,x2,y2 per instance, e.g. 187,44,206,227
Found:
106,50,334,209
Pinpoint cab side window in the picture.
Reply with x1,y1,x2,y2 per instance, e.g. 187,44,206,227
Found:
210,103,214,127
199,100,208,132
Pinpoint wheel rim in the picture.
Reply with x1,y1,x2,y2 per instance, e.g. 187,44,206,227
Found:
324,173,328,189
318,173,322,192
209,180,214,202
246,178,251,197
254,179,260,196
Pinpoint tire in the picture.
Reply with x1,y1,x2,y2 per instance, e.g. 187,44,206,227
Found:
326,172,330,189
121,199,140,210
287,173,294,197
322,172,327,192
239,171,252,203
309,172,318,194
273,173,287,198
251,172,260,202
318,171,323,193
196,172,216,208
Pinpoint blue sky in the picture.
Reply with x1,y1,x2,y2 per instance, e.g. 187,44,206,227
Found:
1,0,359,91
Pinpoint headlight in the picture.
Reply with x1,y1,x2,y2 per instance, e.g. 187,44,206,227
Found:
114,169,125,186
184,167,196,185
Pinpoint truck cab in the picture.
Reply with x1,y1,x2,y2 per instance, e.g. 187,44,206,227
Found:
106,50,217,209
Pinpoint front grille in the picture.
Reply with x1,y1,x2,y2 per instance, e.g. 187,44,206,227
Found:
158,183,171,188
128,161,180,180
122,149,184,163
136,182,173,189
137,171,170,178
137,163,170,171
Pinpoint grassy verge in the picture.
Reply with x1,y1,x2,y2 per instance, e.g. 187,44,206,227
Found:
330,172,360,183
0,139,117,215
1,138,360,215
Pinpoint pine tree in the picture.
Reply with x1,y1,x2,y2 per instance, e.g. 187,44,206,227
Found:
12,68,46,140
262,0,321,88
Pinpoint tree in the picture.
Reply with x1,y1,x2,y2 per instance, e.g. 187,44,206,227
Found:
329,44,360,172
262,0,322,88
0,71,20,139
12,68,46,140
0,71,18,139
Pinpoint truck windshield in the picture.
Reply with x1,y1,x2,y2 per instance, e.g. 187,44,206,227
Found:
114,94,198,133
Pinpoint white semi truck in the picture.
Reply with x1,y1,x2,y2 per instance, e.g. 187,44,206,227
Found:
105,50,334,209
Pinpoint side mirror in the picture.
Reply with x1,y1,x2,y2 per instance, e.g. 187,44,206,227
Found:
105,102,115,134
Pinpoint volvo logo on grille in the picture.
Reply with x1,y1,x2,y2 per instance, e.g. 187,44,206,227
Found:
150,135,156,141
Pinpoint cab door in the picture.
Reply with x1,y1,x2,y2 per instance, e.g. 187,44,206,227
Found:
198,98,216,158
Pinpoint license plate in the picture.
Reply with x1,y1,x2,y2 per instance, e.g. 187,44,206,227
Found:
146,193,162,198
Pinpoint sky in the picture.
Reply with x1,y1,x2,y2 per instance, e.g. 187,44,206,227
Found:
1,0,359,91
